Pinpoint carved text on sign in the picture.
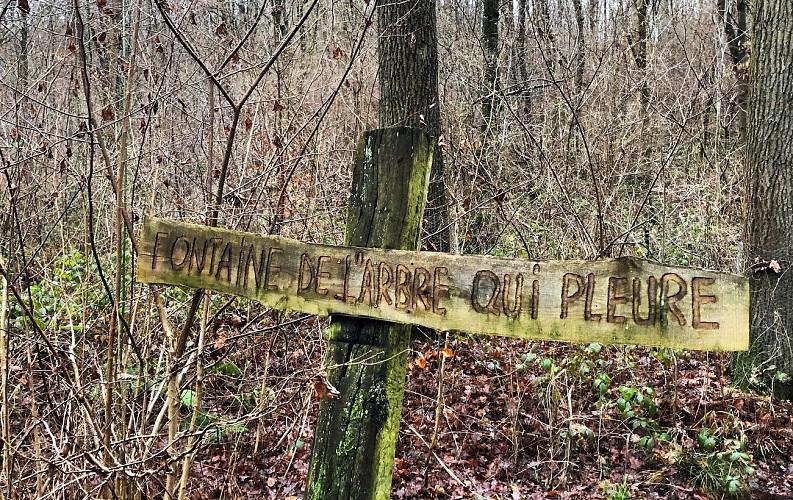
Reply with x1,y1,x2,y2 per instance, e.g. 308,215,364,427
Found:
138,218,749,351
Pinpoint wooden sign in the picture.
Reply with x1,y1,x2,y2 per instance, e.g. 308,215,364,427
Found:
136,217,749,351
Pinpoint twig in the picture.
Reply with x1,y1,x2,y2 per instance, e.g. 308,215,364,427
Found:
0,254,10,500
177,291,210,499
431,345,449,450
406,424,465,486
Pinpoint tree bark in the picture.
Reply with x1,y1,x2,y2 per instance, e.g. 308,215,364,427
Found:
719,0,748,138
377,0,448,252
740,0,793,399
631,0,649,113
273,0,288,39
628,0,651,187
481,0,499,132
572,0,585,91
305,127,433,499
515,0,529,96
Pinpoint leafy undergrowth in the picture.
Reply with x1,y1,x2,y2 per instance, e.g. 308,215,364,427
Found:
184,332,793,499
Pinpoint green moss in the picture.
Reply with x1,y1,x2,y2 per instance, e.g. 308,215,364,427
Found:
402,138,433,250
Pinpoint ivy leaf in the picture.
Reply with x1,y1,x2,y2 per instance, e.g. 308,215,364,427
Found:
180,389,197,408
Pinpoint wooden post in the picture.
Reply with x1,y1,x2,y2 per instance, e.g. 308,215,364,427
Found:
305,127,433,499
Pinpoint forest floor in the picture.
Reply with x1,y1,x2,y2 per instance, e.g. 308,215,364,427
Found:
184,325,793,500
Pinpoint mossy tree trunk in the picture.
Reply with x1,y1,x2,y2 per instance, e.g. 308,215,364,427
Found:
305,127,433,499
738,0,793,400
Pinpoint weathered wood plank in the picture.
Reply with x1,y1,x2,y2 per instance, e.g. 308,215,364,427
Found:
136,217,749,351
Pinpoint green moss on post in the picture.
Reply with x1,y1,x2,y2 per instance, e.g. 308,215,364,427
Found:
306,128,433,499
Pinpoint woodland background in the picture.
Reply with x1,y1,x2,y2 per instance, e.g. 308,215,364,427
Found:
0,0,791,498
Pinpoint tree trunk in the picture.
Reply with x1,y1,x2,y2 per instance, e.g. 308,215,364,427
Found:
719,0,748,138
305,127,433,499
572,0,585,91
740,0,793,400
481,0,499,133
631,0,649,116
515,0,529,96
273,0,288,39
628,0,651,187
378,0,448,252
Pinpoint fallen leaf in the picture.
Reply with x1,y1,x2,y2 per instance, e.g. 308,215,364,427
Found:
228,314,245,327
101,104,113,122
311,373,340,400
214,329,227,350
